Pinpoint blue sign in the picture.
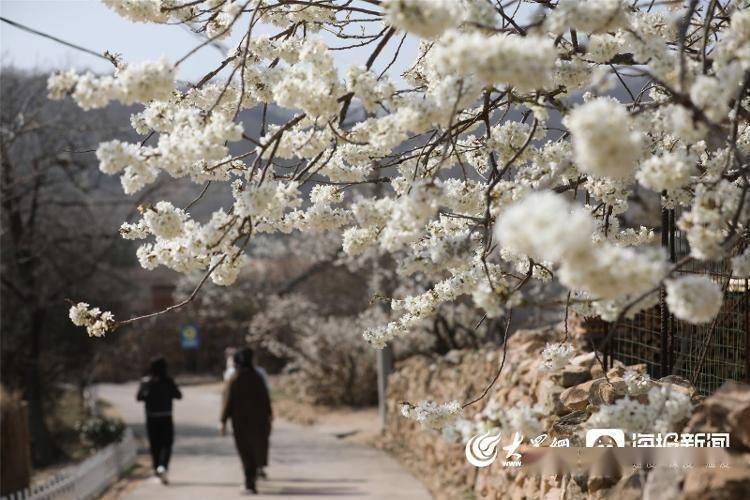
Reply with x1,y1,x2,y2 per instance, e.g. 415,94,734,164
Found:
180,324,200,349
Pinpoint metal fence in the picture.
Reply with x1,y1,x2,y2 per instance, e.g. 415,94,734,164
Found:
0,428,136,500
608,208,749,395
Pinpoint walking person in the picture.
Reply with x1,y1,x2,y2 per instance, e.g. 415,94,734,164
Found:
220,347,272,494
223,346,237,381
136,356,182,485
253,362,270,479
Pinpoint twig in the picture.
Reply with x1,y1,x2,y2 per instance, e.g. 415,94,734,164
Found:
462,309,513,409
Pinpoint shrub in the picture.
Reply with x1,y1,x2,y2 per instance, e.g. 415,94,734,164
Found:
249,295,378,406
76,415,124,449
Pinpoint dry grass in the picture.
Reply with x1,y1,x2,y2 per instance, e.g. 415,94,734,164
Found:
270,375,380,447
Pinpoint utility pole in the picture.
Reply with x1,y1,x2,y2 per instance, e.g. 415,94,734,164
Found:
371,175,394,431
377,345,393,430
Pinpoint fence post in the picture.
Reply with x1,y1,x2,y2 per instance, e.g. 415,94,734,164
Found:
1,389,32,496
659,205,670,378
377,346,393,431
745,278,749,383
667,208,676,374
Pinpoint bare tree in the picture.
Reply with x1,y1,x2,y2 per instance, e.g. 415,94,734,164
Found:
0,68,146,465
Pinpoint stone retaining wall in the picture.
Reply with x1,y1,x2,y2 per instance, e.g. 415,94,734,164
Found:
383,324,750,499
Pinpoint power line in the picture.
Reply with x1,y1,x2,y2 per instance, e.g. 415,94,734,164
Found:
1,16,111,62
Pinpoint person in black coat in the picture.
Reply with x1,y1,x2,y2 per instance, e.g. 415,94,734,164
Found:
220,348,272,494
136,356,182,484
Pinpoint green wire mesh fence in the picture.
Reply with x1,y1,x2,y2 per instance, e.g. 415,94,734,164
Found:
598,209,749,395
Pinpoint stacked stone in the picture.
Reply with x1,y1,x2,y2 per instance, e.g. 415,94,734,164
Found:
384,323,750,500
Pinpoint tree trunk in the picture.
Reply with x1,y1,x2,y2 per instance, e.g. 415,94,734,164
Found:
2,157,59,466
24,308,59,466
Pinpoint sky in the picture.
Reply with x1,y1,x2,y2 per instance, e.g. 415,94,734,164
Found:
0,0,417,82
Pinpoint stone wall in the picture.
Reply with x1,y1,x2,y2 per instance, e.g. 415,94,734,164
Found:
383,324,750,499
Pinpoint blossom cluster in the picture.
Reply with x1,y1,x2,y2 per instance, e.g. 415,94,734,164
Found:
586,385,692,434
450,398,545,444
68,302,115,338
496,191,667,311
564,97,642,180
48,58,174,110
623,369,652,396
539,342,575,372
665,276,723,324
400,400,463,430
52,0,748,379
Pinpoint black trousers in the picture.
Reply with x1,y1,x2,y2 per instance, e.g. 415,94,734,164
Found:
146,416,174,471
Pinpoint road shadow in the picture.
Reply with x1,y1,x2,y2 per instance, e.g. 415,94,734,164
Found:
260,477,367,496
167,481,240,488
131,422,241,456
130,422,222,439
165,478,365,496
268,478,365,484
264,486,363,496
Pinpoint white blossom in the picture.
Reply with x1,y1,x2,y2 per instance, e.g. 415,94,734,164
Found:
69,302,90,326
623,370,651,396
495,192,592,263
49,58,175,109
539,342,575,372
559,245,666,300
665,276,723,324
587,385,691,434
565,98,642,180
678,180,745,261
545,0,628,35
636,152,696,192
96,140,142,175
51,0,746,370
47,70,77,100
383,0,457,38
587,34,620,63
141,201,186,240
400,400,463,429
68,302,115,338
115,57,175,104
667,105,708,142
433,31,556,91
101,0,170,23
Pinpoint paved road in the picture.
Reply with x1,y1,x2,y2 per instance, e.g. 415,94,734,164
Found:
99,383,432,499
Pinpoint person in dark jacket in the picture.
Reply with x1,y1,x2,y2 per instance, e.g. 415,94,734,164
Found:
220,348,272,494
136,356,182,484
